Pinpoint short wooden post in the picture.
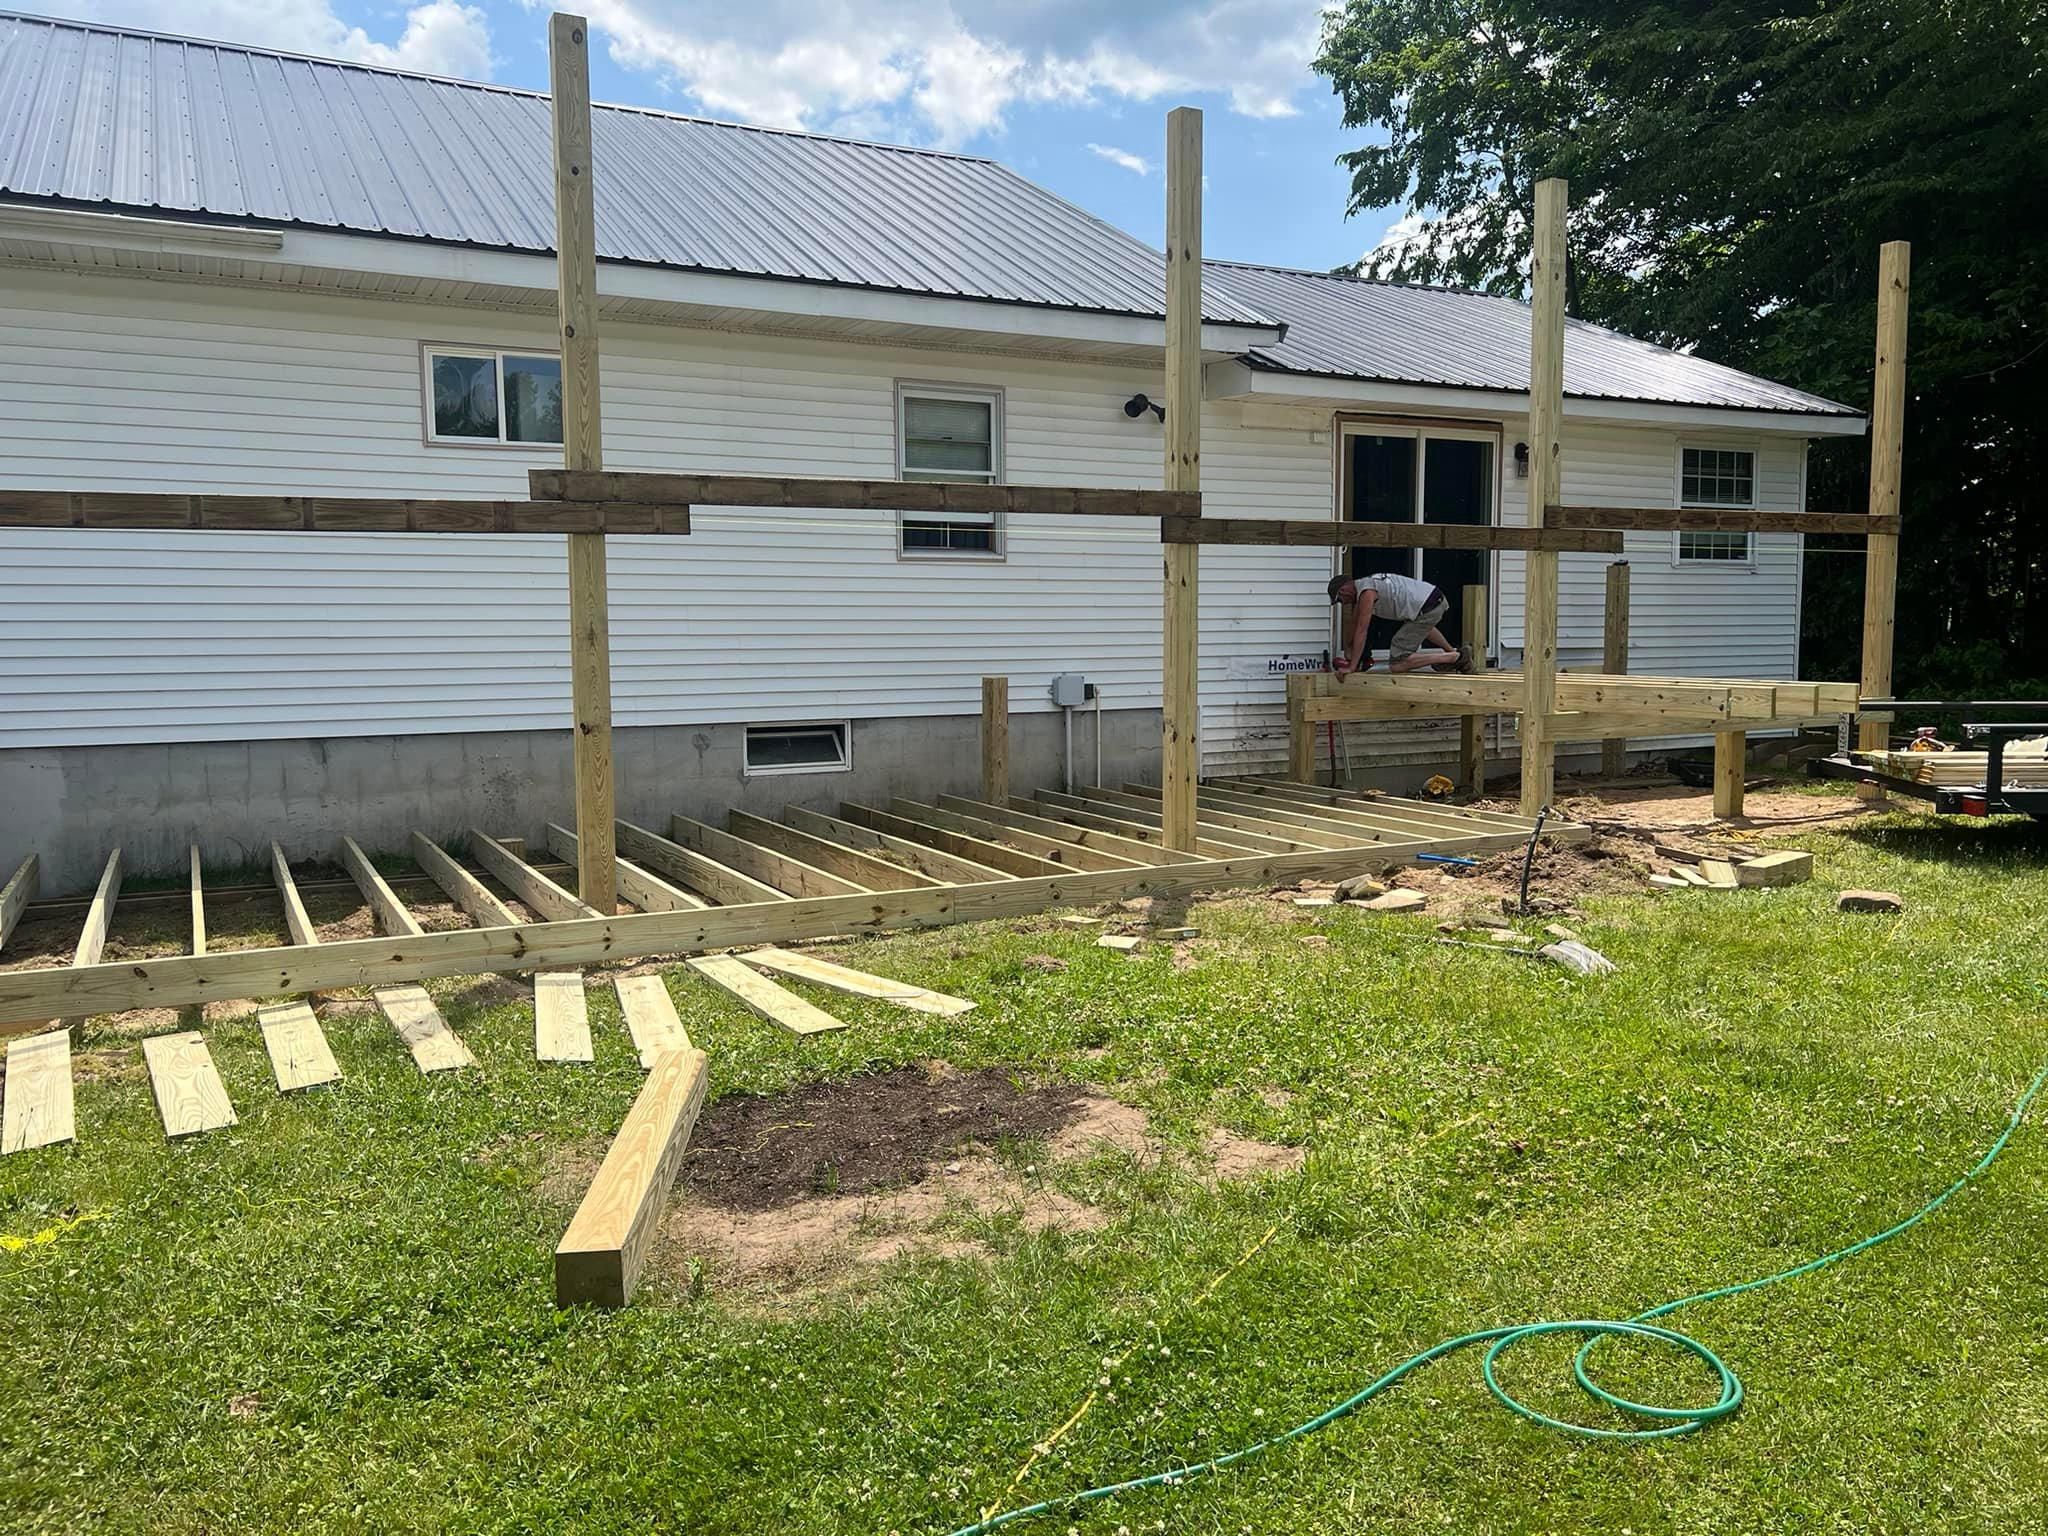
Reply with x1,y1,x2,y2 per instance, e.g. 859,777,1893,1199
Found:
1519,177,1568,817
1713,729,1747,819
1287,684,1315,785
1458,582,1489,794
980,677,1009,804
1857,241,1910,801
1160,106,1203,853
1600,561,1631,778
551,12,616,913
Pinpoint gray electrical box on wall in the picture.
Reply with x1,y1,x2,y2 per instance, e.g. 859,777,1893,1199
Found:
1050,673,1088,708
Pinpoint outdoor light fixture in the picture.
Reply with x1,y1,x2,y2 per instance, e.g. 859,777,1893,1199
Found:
1123,393,1166,422
1514,441,1530,478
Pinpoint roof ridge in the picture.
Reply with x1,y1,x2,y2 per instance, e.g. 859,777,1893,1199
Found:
0,7,998,165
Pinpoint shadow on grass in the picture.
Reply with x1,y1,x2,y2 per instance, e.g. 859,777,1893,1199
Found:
1841,812,2048,866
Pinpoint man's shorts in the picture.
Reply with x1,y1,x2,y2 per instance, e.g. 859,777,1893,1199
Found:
1389,595,1450,661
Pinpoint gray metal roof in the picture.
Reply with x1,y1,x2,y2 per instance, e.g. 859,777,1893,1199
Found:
1208,260,1859,417
0,10,1274,327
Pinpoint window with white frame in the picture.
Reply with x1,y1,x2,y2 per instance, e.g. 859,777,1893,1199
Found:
743,721,850,774
1676,445,1756,562
898,385,1002,555
424,347,564,445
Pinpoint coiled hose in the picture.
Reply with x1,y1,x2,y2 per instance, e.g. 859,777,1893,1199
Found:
952,1060,2048,1534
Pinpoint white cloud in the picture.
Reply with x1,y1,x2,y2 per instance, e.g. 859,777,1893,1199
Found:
55,0,496,78
1088,143,1151,176
575,0,1330,148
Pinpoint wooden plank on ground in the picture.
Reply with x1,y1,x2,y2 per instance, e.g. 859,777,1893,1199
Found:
535,972,594,1062
0,853,37,953
841,801,1067,879
188,846,206,957
376,985,475,1073
668,813,866,899
785,805,1010,884
257,1001,341,1091
339,835,424,937
410,832,520,927
739,947,974,1017
468,829,600,921
613,974,691,1069
688,954,847,1036
142,1031,236,1138
546,823,706,911
554,1045,710,1308
616,819,788,906
271,844,315,948
2,1030,74,1152
728,810,940,891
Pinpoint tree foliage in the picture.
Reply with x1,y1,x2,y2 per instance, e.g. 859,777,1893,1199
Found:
1315,0,2047,690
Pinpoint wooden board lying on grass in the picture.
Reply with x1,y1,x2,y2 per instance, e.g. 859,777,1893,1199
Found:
688,954,846,1036
534,972,593,1063
613,975,690,1068
258,1001,341,1091
375,985,475,1073
142,1031,237,1138
739,947,973,1017
554,1046,710,1308
2,1030,74,1152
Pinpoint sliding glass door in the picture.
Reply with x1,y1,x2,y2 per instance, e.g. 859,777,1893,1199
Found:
1341,421,1499,651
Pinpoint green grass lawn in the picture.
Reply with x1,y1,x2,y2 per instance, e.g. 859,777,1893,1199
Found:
4,808,2046,1534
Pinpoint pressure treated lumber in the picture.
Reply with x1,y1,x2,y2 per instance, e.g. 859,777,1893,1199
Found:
1859,241,1910,798
534,972,594,1062
554,1044,709,1308
1459,584,1489,794
187,847,205,956
1159,516,1622,553
546,823,706,910
842,802,1066,878
0,820,1585,1028
552,11,618,915
1161,103,1202,856
1547,506,1900,536
1713,730,1747,819
258,1001,341,1091
785,806,1009,884
271,844,316,948
981,677,1009,806
2,1030,75,1152
531,469,1195,519
74,848,123,973
688,954,846,1036
668,813,865,899
616,819,788,905
1522,176,1568,816
1602,562,1631,778
0,853,36,952
935,794,1179,867
1294,671,1860,724
469,830,600,921
1736,851,1814,887
379,984,476,1073
1027,789,1271,858
1158,781,1472,849
1115,782,1354,849
613,974,691,1068
142,1031,236,1139
1074,783,1311,852
410,833,521,928
0,489,691,535
340,836,423,937
919,798,1143,871
726,811,938,891
1221,778,1539,839
738,947,975,1017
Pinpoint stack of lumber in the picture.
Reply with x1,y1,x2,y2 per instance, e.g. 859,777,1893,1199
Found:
1862,746,2048,787
1650,850,1813,890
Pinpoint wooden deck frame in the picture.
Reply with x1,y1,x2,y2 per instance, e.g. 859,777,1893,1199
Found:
545,823,706,911
0,853,37,952
616,819,788,906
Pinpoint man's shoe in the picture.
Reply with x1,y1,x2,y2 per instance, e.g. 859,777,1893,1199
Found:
1455,644,1479,674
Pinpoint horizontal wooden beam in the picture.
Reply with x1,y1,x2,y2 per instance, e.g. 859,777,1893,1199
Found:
0,490,690,535
0,828,1582,1029
532,469,1195,519
1160,515,1622,553
1548,505,1901,536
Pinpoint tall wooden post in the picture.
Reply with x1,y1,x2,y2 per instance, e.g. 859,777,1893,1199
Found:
1458,582,1489,794
551,13,616,911
1160,107,1203,852
980,677,1009,805
1519,177,1568,817
1600,561,1631,778
1857,241,1910,800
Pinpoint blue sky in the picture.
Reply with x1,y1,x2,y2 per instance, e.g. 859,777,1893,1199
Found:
42,0,1401,272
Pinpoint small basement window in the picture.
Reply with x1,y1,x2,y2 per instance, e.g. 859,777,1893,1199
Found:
744,722,851,775
899,385,1002,556
1676,445,1756,563
424,346,563,445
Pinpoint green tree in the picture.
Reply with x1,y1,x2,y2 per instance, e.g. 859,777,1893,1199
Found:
1315,0,2048,691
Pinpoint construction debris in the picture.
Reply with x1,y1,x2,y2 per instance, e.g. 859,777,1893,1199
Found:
1698,859,1741,889
1352,889,1428,914
1293,896,1335,909
1150,925,1200,941
1838,889,1905,914
1544,922,1583,944
1735,851,1814,888
1334,873,1390,901
1056,914,1106,927
1097,934,1143,952
1541,940,1617,976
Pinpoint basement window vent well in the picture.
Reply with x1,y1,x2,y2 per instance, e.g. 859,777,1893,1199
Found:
744,722,851,775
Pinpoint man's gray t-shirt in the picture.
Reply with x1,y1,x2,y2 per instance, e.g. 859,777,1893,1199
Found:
1357,572,1436,622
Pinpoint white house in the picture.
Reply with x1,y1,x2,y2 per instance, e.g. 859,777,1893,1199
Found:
0,13,1863,891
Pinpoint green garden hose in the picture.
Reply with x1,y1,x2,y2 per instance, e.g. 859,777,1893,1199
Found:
952,1060,2048,1535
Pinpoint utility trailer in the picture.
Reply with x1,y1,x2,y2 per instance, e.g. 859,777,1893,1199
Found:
1809,701,2048,819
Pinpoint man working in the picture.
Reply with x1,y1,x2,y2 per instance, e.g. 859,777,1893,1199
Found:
1326,572,1476,675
